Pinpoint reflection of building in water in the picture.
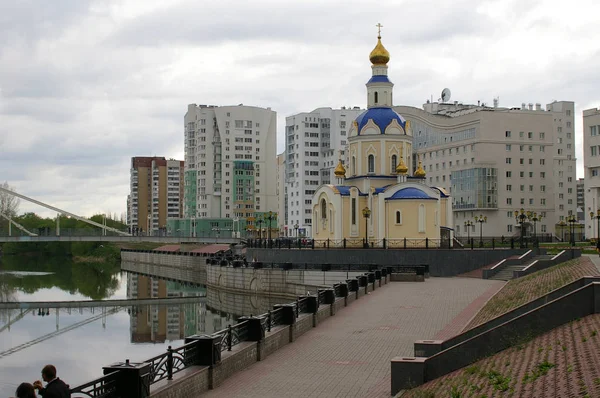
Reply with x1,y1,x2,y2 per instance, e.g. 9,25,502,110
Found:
127,273,232,343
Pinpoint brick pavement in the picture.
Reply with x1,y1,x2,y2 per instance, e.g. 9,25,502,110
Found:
585,253,600,273
202,277,504,398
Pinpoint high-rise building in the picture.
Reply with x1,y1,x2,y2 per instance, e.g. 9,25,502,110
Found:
583,107,600,239
128,157,184,234
284,107,363,237
276,152,286,235
398,100,576,238
183,104,277,223
577,178,585,221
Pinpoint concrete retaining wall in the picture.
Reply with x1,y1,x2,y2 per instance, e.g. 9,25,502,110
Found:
121,250,207,285
392,281,600,394
247,248,526,277
150,366,210,398
211,343,258,388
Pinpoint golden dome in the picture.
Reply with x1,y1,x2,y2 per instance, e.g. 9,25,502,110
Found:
395,156,408,175
334,159,346,178
414,160,426,178
369,36,390,66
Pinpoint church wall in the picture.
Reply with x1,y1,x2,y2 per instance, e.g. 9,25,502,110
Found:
384,200,440,241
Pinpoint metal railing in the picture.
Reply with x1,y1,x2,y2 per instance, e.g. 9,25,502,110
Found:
69,273,374,397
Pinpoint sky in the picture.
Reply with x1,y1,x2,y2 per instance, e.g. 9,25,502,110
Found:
1,0,600,219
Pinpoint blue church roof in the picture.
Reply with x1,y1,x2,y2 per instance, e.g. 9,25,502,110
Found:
367,75,392,84
386,187,437,200
334,186,367,196
355,107,406,134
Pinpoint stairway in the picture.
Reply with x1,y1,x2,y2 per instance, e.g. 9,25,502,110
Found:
489,264,527,281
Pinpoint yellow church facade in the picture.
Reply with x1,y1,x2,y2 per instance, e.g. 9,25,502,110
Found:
311,28,454,247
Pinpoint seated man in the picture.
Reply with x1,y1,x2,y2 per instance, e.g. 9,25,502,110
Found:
33,365,70,398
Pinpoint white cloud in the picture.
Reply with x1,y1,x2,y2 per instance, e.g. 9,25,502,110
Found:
1,0,599,218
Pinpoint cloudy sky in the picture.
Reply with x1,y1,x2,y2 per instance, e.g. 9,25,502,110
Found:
1,0,599,218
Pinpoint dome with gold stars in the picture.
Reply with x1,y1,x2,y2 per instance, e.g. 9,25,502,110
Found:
369,35,390,65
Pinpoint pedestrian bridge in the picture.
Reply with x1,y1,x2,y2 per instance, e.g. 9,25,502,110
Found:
0,235,242,244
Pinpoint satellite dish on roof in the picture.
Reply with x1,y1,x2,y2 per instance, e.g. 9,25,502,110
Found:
441,88,451,103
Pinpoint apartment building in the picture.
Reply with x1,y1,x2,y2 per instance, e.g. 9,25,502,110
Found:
398,100,576,238
183,104,277,224
276,152,287,235
284,107,363,237
583,108,600,239
128,157,184,234
577,178,585,221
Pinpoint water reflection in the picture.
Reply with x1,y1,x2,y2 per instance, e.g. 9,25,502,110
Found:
0,257,290,397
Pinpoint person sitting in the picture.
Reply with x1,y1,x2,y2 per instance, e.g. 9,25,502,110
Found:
33,364,70,398
15,382,37,398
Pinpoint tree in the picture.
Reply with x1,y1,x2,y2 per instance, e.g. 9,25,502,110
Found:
0,181,20,217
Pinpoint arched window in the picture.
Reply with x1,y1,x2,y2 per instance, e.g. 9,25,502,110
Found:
374,91,378,104
391,155,397,173
352,156,356,175
368,154,375,173
418,204,426,232
321,199,327,219
395,211,402,224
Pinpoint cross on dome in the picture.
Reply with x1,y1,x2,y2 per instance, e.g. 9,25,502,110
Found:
376,23,383,38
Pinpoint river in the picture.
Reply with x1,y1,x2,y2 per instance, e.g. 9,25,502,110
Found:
0,255,277,397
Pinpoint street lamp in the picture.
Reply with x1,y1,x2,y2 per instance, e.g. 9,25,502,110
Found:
256,215,264,242
294,223,299,238
474,215,487,247
558,220,566,243
590,210,600,252
567,214,578,247
266,211,275,247
529,211,542,247
362,207,371,248
514,208,528,248
464,220,474,245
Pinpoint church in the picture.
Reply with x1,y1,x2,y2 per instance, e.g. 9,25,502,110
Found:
311,28,454,247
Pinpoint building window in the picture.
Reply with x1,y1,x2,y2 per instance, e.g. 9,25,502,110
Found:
321,199,326,219
352,198,356,225
505,131,511,138
395,211,402,225
368,154,375,173
374,92,378,104
391,155,397,173
418,204,425,233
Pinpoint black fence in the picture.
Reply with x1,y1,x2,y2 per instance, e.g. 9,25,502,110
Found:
247,235,567,251
69,269,390,398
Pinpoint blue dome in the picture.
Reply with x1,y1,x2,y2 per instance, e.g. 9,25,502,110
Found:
387,187,436,200
355,107,406,134
367,75,392,84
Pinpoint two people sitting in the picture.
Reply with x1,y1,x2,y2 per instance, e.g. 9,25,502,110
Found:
13,364,70,398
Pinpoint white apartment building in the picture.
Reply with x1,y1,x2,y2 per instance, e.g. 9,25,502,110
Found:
583,108,600,239
284,107,364,237
276,152,286,234
184,104,277,220
399,100,576,238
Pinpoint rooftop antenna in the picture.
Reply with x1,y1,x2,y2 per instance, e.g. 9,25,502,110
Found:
440,88,451,103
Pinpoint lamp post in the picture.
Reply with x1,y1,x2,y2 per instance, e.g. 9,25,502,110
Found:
567,214,577,247
558,220,566,243
266,211,275,247
256,215,264,242
590,210,600,252
464,220,474,245
362,207,371,248
294,223,299,238
514,208,528,248
474,215,487,247
528,211,542,247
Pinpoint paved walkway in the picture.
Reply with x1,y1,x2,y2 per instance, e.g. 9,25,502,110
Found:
585,253,600,273
203,277,504,398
